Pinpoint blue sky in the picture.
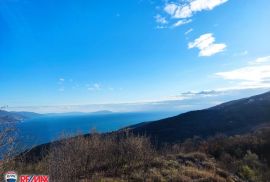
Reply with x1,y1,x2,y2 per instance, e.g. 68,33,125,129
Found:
1,0,270,113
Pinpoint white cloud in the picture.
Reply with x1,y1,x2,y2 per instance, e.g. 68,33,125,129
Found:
181,90,222,97
173,5,193,18
172,19,192,27
188,33,226,56
158,0,228,28
164,3,178,16
216,56,270,89
59,78,65,82
156,25,168,29
164,0,228,19
216,66,270,82
190,0,228,12
185,28,193,35
155,14,168,24
252,55,270,64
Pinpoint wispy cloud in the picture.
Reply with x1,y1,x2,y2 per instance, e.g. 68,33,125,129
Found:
185,28,193,35
233,50,248,57
58,78,65,92
155,14,168,24
156,0,228,28
87,83,101,91
251,55,270,64
188,33,226,56
172,19,192,27
58,78,65,85
216,56,270,89
180,90,222,97
164,0,228,19
164,3,192,19
154,14,169,29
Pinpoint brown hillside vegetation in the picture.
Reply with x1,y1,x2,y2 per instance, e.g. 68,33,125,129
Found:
2,127,270,182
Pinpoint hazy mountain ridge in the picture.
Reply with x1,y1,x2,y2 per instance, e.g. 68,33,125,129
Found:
45,110,113,116
0,110,42,123
0,110,113,123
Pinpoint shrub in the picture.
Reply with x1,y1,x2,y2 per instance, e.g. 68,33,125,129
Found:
44,132,155,181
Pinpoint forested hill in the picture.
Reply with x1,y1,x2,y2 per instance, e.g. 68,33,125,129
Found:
129,91,270,143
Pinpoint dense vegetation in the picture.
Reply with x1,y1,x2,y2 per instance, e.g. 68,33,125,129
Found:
1,126,270,182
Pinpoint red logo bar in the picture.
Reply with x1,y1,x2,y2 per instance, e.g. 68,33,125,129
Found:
20,175,49,182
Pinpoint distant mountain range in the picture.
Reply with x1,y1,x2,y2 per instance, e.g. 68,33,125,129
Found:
90,110,113,115
128,91,270,144
0,110,115,124
45,110,113,116
0,110,42,123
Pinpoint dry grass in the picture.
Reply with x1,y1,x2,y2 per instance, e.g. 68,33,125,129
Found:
1,131,253,182
42,133,240,181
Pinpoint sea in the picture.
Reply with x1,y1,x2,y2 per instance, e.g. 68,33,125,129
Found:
15,111,179,150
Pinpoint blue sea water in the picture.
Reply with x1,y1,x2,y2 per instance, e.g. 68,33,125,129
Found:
16,111,179,149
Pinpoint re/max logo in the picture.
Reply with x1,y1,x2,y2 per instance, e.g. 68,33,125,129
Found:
19,175,49,182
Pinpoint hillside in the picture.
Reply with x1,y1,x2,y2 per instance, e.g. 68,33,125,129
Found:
0,110,41,123
129,91,270,144
7,126,270,182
